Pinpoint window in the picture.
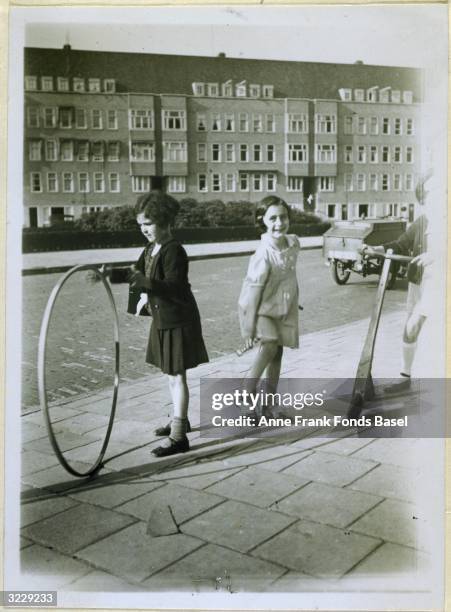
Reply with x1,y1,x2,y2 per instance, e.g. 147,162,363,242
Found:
198,174,208,192
406,118,414,135
379,88,390,103
41,76,53,91
197,143,207,162
104,79,116,93
43,107,57,128
29,140,42,161
253,114,263,133
394,118,402,135
57,77,69,92
266,114,275,132
357,174,366,191
132,176,151,193
405,146,414,163
253,173,263,191
236,81,247,97
131,142,154,162
239,113,249,132
239,173,249,191
393,146,402,163
357,116,366,135
316,144,336,163
262,85,274,98
369,116,379,135
225,143,235,163
224,114,235,131
192,82,205,96
367,88,377,103
108,141,120,161
339,88,352,101
207,83,219,97
393,174,402,191
266,173,277,192
163,110,186,130
25,76,37,91
78,172,89,193
382,146,390,163
73,78,85,92
387,203,399,217
344,146,353,163
196,113,207,131
163,141,187,162
288,143,307,163
344,116,353,135
30,172,42,193
211,143,221,162
369,146,378,163
319,177,335,192
239,144,249,162
45,140,57,161
354,89,365,102
287,177,303,192
315,114,336,134
88,78,101,93
403,91,413,104
91,109,103,129
328,205,336,219
47,172,58,193
75,109,87,129
62,172,74,193
357,146,366,163
107,110,118,129
93,172,105,193
253,144,262,162
92,142,104,162
130,110,153,130
391,90,401,103
288,113,307,133
405,174,414,191
77,141,89,162
222,82,233,97
27,106,39,128
168,176,186,193
344,173,353,191
61,140,74,161
266,144,275,162
382,118,390,135
369,174,378,191
212,173,221,192
211,113,221,131
381,174,390,191
249,84,260,98
59,107,73,128
225,173,236,192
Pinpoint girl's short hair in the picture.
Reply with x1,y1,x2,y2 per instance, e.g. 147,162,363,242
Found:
255,196,291,231
134,190,180,226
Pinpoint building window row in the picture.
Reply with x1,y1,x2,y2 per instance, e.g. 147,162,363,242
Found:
343,115,415,136
27,106,119,130
344,172,415,192
343,144,414,164
25,75,116,94
196,112,275,133
198,171,277,193
30,171,120,193
28,139,121,162
192,80,274,99
339,87,413,104
197,142,276,163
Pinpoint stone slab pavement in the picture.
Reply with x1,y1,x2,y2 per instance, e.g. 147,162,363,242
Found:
16,309,437,596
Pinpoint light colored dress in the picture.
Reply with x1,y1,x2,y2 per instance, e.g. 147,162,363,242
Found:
238,233,300,348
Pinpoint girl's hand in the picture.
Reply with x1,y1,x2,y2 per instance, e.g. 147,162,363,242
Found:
243,336,256,350
411,252,433,268
129,268,150,290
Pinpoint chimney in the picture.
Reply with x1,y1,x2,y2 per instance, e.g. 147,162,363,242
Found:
217,52,226,59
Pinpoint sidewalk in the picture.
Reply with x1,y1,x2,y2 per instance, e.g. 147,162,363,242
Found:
17,310,433,597
22,236,323,274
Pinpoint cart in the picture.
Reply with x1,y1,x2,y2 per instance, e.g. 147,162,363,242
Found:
323,219,407,289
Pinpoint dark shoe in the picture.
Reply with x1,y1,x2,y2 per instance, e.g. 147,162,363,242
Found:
151,437,190,457
384,376,411,395
154,419,191,437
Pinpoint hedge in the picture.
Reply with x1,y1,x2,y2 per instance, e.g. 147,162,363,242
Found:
22,222,330,253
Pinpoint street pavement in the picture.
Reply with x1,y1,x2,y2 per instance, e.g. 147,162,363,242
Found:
16,305,437,597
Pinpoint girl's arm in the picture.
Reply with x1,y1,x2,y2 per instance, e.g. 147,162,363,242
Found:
238,250,270,339
146,243,190,299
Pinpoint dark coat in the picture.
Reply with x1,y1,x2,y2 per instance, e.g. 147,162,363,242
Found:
384,214,428,257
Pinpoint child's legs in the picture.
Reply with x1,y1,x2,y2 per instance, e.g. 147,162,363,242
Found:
245,341,280,392
264,345,283,390
167,372,189,419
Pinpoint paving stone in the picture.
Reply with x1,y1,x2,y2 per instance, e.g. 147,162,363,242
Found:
205,466,308,508
20,537,34,549
351,438,423,468
53,413,111,435
319,437,375,456
20,544,91,589
77,521,203,583
347,463,418,502
182,500,295,553
22,504,136,554
274,482,382,528
253,519,381,578
147,459,245,490
21,450,60,476
62,439,133,464
21,462,103,493
26,431,102,455
21,422,49,443
345,542,430,576
142,543,286,592
147,504,179,536
67,477,165,508
101,444,157,472
21,494,79,527
282,451,377,486
349,499,419,549
23,406,84,426
266,571,324,592
118,483,224,525
224,443,313,472
68,570,146,591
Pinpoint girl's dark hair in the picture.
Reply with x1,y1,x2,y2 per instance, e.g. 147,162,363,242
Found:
255,196,291,231
134,190,180,226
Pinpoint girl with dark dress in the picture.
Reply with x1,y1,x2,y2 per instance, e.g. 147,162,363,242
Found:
128,191,209,457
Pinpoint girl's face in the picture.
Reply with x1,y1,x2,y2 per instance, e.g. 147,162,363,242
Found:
262,204,289,240
137,213,169,243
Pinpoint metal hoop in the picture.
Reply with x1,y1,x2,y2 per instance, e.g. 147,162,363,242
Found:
38,264,120,478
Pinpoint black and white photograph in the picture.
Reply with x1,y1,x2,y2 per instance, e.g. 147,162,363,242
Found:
4,5,448,610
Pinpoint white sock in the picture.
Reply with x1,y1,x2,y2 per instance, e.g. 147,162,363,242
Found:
401,342,417,377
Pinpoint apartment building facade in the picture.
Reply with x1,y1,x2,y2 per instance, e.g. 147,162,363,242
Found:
24,46,423,227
